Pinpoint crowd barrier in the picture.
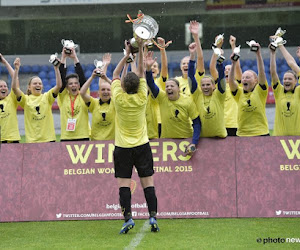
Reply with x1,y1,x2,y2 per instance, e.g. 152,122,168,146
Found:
0,137,299,222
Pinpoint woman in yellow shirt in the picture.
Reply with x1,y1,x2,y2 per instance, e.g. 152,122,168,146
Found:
12,57,62,143
0,53,21,143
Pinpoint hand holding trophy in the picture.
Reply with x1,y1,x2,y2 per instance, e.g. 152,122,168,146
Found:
49,53,60,66
94,59,105,77
231,45,241,61
125,10,172,54
61,39,78,55
212,47,225,64
246,40,259,52
269,27,287,51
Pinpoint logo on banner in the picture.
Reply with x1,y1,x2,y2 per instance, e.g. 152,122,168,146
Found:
275,210,300,216
275,210,282,215
280,139,300,159
56,213,62,218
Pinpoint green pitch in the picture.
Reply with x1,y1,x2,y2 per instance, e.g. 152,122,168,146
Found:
0,218,299,249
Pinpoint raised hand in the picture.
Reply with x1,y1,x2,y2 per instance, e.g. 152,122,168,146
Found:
189,20,199,36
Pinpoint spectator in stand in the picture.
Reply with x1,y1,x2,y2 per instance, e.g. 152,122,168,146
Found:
188,41,227,138
80,65,115,141
0,53,21,143
175,21,205,97
228,42,269,136
58,47,90,141
270,43,300,136
12,57,62,143
145,50,201,153
209,35,242,136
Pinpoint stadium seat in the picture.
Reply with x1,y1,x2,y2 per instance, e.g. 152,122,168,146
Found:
47,70,56,79
85,70,92,78
41,78,49,86
31,65,40,74
41,65,51,72
43,84,52,92
21,65,32,74
38,71,47,79
49,78,56,87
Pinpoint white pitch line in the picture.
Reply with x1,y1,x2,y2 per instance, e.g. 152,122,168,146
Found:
124,220,149,250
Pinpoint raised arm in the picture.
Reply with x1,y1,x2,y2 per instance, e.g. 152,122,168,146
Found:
269,44,279,86
157,37,168,78
12,58,23,98
99,53,112,86
80,69,97,103
228,56,238,92
216,62,226,94
209,33,223,81
113,41,131,79
188,42,198,94
69,48,86,87
59,47,67,92
136,38,144,78
229,35,242,81
0,53,14,79
189,20,205,74
52,60,63,95
279,44,300,74
255,43,267,87
145,51,159,98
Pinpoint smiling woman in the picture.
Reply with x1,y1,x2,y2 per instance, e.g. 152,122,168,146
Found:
11,57,62,143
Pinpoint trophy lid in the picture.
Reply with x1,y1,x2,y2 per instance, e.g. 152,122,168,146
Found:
94,60,105,68
133,15,159,40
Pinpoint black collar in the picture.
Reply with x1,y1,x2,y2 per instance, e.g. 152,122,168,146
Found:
284,87,296,94
99,98,111,105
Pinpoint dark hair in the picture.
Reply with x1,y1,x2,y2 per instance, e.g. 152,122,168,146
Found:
167,78,180,87
66,73,79,83
124,72,139,94
284,70,298,80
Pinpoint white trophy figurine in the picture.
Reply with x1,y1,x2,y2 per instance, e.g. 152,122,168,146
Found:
212,47,225,64
61,39,78,54
49,53,59,66
94,59,106,77
212,33,224,48
246,40,259,52
270,36,287,51
231,45,241,61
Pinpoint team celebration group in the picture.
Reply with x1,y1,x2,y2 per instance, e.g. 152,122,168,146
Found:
1,20,300,233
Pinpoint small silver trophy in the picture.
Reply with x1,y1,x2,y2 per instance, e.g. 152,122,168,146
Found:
49,53,59,66
246,40,259,52
212,47,225,64
231,45,241,61
269,27,287,51
270,37,287,51
61,39,78,54
123,49,135,64
212,33,224,49
94,59,106,77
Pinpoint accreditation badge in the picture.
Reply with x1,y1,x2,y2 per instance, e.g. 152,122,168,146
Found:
66,118,77,131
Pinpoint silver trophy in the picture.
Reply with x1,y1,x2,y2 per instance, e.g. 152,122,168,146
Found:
246,40,259,52
212,47,225,64
231,45,241,61
49,53,59,66
269,27,287,51
125,10,159,54
270,37,287,51
94,59,106,77
61,39,78,54
274,27,286,37
212,33,224,49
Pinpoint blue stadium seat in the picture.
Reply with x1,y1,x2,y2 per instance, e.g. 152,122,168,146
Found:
31,65,40,74
43,84,52,92
22,65,32,74
85,70,92,78
41,78,49,86
67,68,75,75
49,78,56,87
41,65,51,72
47,70,56,79
38,71,47,79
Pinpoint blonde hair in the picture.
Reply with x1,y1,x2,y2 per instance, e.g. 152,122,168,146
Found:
201,75,215,85
27,76,42,95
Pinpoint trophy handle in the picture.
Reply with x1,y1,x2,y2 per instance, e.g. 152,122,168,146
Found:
125,11,144,24
94,59,98,67
61,39,65,46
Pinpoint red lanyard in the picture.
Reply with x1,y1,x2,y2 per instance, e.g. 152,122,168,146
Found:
69,95,78,117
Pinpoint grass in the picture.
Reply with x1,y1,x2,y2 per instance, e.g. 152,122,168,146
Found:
0,218,299,249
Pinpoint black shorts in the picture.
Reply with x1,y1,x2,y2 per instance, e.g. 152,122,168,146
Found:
226,128,237,136
114,142,154,178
